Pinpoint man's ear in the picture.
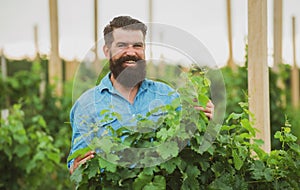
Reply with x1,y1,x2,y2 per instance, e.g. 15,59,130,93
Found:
103,45,110,59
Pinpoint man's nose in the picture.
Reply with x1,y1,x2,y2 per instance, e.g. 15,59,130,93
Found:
124,45,137,56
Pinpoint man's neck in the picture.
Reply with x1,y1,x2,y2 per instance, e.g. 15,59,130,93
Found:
110,74,140,104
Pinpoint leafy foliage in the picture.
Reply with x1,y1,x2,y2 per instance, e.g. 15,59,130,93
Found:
0,59,73,189
1,54,300,189
221,62,300,149
0,104,72,189
70,68,300,189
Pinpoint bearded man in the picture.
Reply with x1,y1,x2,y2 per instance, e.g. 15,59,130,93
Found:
68,16,214,174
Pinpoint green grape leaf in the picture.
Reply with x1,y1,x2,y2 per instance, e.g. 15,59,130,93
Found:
98,157,117,172
157,141,179,160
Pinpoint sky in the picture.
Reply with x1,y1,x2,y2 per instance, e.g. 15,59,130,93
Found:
0,0,300,67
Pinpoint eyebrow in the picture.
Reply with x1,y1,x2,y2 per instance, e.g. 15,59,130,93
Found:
116,41,143,44
115,42,144,46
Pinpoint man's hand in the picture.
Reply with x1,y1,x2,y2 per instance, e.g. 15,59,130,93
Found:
70,150,95,175
194,100,214,120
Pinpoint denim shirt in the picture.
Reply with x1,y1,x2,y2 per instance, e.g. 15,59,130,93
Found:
67,73,179,168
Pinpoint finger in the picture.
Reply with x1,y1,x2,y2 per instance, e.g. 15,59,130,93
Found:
193,106,204,111
204,112,213,120
76,150,95,161
194,106,213,119
73,151,95,170
70,154,95,175
206,100,214,108
78,154,95,165
83,150,95,158
71,153,95,174
194,106,211,112
194,101,213,109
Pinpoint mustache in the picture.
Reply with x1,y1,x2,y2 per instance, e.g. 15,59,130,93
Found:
116,55,141,64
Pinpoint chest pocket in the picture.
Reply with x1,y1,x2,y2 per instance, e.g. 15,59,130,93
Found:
94,116,119,137
148,111,168,124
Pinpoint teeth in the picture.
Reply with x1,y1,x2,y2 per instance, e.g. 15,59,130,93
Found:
126,60,136,64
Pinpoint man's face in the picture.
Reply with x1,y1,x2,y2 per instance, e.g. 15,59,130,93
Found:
106,28,146,87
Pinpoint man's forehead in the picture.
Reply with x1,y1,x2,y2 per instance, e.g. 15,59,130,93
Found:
112,28,144,42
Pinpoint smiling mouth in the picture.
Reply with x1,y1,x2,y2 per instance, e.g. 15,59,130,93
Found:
123,60,137,67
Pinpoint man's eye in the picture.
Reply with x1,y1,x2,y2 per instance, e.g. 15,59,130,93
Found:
133,43,144,48
117,43,127,48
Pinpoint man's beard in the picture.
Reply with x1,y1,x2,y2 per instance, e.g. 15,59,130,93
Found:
110,55,146,88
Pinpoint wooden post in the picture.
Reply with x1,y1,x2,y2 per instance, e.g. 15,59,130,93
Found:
33,24,46,99
94,0,99,65
1,49,7,83
291,16,299,108
248,0,271,152
273,0,286,106
273,0,283,71
158,31,165,78
49,0,62,96
1,49,9,107
148,0,153,61
1,109,9,123
1,49,9,121
158,56,165,78
226,0,236,70
34,24,40,60
65,59,80,81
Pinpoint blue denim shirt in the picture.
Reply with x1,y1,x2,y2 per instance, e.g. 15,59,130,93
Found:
67,73,179,168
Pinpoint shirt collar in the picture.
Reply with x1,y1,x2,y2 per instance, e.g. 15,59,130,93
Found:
138,78,153,94
97,72,114,93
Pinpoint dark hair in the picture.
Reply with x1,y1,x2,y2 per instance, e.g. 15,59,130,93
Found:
103,16,147,47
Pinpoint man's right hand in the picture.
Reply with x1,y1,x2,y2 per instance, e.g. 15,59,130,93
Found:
70,150,95,174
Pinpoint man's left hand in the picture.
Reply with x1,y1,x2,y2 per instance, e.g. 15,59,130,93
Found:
194,100,214,120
